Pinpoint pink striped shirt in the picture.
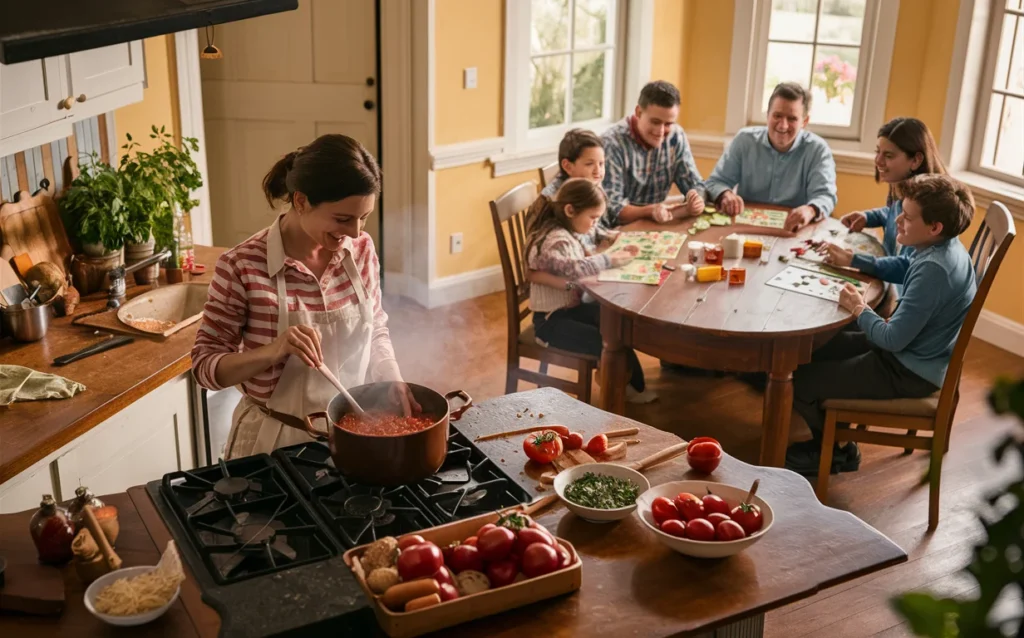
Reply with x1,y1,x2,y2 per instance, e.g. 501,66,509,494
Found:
190,218,399,402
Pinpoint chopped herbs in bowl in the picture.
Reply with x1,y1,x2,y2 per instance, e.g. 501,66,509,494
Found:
553,463,651,524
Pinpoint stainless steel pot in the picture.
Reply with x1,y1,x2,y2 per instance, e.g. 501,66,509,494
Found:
1,303,52,342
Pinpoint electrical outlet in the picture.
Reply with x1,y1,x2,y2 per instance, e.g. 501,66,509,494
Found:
450,233,464,254
464,67,478,89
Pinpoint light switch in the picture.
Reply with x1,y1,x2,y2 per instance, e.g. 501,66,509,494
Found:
464,67,478,90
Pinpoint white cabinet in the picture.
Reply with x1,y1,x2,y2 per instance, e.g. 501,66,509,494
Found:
0,463,54,514
0,42,146,157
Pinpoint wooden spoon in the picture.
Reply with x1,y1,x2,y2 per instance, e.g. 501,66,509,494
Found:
743,479,760,504
317,364,364,415
540,441,690,485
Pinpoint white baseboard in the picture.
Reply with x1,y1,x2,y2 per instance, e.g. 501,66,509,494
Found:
974,310,1024,357
385,266,505,309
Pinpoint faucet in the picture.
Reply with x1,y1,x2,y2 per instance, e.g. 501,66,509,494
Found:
106,248,173,309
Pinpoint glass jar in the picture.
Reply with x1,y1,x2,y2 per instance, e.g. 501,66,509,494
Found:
28,495,75,565
65,486,105,530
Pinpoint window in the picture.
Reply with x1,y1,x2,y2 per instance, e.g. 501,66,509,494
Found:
503,0,626,155
972,0,1024,185
749,0,883,140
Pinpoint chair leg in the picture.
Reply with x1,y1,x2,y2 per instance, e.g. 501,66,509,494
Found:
539,361,549,375
578,362,593,404
815,411,838,502
927,428,949,531
505,367,517,395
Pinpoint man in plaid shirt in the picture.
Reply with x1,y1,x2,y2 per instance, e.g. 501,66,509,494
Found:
601,81,706,227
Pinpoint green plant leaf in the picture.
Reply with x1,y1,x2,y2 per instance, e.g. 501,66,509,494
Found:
891,593,960,637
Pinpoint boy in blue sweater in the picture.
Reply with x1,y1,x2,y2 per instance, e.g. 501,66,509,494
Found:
786,174,977,475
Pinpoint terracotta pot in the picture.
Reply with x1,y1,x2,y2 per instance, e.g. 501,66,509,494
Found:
304,382,472,486
125,235,159,285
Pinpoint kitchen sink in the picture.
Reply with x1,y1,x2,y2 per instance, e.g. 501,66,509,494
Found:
116,282,210,337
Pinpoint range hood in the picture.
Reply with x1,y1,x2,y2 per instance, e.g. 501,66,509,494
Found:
0,0,298,65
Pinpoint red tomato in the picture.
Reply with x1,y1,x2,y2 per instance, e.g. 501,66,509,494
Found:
706,512,731,527
514,527,555,555
485,558,519,588
702,493,731,516
396,542,444,581
477,527,516,562
651,497,680,524
585,434,609,455
476,523,497,538
715,520,747,541
557,544,572,569
689,436,722,450
659,519,687,538
448,544,484,573
523,430,564,464
463,535,478,547
521,543,560,578
683,518,715,541
562,432,584,450
442,541,458,564
398,534,427,551
438,582,460,602
674,493,705,521
730,503,764,535
687,441,723,474
432,565,455,588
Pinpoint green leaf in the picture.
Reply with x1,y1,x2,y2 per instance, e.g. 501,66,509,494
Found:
891,593,960,637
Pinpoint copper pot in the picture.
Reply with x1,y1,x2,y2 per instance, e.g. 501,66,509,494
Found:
304,382,472,486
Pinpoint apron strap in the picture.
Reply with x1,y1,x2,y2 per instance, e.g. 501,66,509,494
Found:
340,251,369,305
275,267,290,334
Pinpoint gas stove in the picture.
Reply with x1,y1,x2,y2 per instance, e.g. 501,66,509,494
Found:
145,423,532,637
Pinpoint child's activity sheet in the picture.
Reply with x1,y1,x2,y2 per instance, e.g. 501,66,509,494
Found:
799,229,888,264
598,258,667,285
765,266,865,302
736,207,788,230
608,231,686,261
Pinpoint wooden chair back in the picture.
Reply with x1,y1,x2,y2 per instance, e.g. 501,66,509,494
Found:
539,162,559,189
935,201,1016,427
489,182,540,346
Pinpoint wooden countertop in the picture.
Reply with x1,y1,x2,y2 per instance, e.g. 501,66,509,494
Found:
0,389,908,637
0,246,224,485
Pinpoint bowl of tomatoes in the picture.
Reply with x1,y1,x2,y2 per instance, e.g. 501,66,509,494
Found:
635,481,773,558
553,463,650,523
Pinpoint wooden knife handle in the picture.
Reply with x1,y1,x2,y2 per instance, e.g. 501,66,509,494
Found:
628,442,689,472
82,507,121,572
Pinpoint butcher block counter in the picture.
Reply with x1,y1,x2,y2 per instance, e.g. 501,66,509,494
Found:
0,246,224,491
0,389,908,637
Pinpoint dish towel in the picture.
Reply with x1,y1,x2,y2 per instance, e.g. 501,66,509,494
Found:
0,365,86,406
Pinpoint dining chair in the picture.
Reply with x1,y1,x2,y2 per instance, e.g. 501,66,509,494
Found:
489,182,597,401
538,162,559,189
815,201,1016,530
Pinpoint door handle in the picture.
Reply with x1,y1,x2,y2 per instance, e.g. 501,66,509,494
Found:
366,77,375,87
60,96,74,110
76,94,87,103
363,100,375,111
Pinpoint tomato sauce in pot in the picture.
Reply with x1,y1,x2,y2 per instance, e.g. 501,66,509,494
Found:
336,411,436,436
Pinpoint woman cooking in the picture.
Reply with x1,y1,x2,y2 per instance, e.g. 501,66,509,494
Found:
191,134,419,459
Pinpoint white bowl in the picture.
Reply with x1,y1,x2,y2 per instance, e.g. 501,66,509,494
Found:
635,480,774,558
84,565,180,626
554,463,651,523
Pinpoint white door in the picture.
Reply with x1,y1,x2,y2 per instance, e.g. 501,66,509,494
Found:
0,57,67,141
201,0,380,248
65,42,145,104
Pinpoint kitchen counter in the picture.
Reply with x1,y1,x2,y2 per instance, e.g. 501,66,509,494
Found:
0,388,908,637
0,246,224,485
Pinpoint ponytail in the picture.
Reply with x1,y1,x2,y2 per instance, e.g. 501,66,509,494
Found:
262,151,299,206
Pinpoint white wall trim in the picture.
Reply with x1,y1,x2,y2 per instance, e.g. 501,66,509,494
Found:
103,112,118,164
686,132,729,161
430,137,505,171
433,266,506,308
491,147,558,178
974,310,1024,357
725,0,757,134
174,30,213,247
953,171,1024,221
623,0,655,108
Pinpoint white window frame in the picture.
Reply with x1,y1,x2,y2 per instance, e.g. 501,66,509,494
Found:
726,0,899,156
969,1,1024,188
493,0,652,176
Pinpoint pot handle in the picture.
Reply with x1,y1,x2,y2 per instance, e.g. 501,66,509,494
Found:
304,411,331,441
445,390,473,422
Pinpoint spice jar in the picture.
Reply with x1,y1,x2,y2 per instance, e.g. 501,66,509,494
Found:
28,495,75,565
66,486,105,530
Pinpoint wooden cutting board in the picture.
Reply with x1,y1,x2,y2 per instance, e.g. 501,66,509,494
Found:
0,190,74,276
72,308,166,339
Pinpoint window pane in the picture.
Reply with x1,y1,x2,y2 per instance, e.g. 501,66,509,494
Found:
769,0,819,43
531,0,570,53
818,0,865,45
984,95,1024,178
993,15,1024,93
574,0,611,47
811,46,859,126
1008,0,1024,10
762,42,814,111
530,55,568,129
572,51,606,122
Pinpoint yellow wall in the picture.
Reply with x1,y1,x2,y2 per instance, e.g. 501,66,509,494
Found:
112,36,179,156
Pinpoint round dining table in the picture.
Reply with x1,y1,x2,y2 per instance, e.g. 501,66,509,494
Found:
580,205,886,468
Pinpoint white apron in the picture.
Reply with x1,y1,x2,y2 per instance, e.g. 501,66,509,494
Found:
224,252,374,459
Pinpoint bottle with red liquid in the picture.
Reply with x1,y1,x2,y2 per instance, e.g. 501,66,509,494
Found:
28,495,75,565
704,244,724,265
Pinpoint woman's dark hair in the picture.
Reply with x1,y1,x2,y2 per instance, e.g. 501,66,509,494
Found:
262,134,382,207
896,174,974,238
525,178,607,260
557,129,603,178
876,117,946,204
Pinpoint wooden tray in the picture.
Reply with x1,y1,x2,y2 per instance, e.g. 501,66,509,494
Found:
343,508,582,638
0,190,73,276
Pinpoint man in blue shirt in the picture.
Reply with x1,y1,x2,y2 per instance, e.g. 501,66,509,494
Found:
705,82,838,233
785,174,977,476
601,81,706,227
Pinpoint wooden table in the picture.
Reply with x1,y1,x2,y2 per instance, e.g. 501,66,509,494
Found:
0,388,906,637
0,246,223,485
581,210,885,468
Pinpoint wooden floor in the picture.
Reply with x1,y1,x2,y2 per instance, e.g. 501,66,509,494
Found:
386,291,1024,637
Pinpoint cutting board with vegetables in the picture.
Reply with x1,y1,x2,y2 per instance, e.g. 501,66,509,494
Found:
0,190,73,276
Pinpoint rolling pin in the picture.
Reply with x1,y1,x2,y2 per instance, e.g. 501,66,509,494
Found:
82,506,122,572
540,441,690,485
